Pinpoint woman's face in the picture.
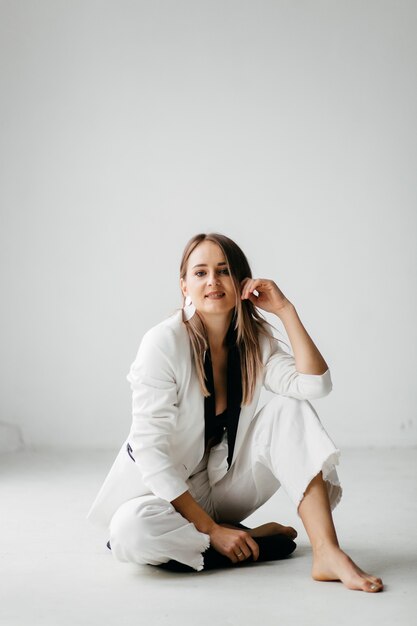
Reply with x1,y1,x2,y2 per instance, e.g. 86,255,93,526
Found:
180,240,236,316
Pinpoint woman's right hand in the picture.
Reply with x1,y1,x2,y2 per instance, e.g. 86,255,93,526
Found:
170,491,259,563
209,524,259,564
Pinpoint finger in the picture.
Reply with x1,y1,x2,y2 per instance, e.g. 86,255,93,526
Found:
241,279,254,299
240,278,249,295
243,288,259,302
234,547,245,561
233,545,248,561
243,279,264,299
239,544,252,560
229,551,239,564
246,536,260,561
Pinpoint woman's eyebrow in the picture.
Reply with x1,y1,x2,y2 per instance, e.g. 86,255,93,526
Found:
192,262,227,269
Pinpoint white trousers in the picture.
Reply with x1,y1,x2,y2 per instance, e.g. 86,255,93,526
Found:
109,395,342,571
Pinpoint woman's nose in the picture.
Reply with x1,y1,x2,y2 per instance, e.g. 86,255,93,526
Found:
208,274,220,285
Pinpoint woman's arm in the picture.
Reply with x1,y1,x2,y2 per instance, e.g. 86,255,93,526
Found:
171,490,217,534
275,302,329,375
171,490,259,563
240,277,329,376
262,307,333,399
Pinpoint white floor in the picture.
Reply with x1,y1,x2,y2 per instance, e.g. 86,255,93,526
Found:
1,447,416,626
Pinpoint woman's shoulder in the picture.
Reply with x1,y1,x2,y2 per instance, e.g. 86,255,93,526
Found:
133,308,189,358
127,310,189,379
142,308,186,342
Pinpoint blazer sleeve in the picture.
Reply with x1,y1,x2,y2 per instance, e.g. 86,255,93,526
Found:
262,335,333,400
126,325,189,503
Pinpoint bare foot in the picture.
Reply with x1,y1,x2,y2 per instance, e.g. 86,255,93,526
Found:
250,522,298,540
312,544,383,592
219,521,298,540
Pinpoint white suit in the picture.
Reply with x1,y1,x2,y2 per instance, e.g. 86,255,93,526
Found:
86,309,342,571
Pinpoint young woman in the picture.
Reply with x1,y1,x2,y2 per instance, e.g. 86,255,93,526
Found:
87,232,383,592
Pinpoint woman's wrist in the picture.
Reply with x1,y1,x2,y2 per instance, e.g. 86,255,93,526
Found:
274,299,295,319
171,490,219,535
192,512,219,535
200,519,219,535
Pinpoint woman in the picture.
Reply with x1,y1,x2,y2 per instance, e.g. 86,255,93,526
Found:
87,232,383,592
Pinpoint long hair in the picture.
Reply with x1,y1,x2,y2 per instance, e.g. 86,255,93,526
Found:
171,232,289,406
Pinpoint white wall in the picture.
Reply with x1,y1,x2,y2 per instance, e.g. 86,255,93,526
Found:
1,0,416,450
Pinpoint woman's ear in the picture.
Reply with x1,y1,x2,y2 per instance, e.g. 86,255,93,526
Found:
179,277,187,298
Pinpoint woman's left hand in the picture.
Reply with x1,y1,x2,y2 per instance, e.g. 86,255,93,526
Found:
240,277,292,314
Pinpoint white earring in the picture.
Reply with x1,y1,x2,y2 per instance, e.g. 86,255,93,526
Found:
182,295,196,321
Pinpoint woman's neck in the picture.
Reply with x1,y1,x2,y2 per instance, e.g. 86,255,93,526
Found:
198,310,234,352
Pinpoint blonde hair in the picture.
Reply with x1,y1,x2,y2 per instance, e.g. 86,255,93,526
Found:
170,232,289,406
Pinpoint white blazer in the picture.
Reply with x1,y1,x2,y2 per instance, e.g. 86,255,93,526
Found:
86,308,332,529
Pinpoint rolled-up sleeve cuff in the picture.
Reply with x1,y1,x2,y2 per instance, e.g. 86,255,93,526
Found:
297,368,333,398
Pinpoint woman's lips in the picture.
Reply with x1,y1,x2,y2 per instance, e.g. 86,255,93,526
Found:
205,292,225,299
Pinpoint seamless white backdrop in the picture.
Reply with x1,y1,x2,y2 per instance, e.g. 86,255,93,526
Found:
0,0,416,450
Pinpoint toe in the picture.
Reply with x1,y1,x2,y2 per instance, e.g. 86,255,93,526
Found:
366,579,383,592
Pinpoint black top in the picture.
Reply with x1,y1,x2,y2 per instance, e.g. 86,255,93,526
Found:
203,316,243,470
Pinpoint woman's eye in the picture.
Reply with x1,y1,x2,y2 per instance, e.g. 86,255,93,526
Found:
195,269,229,277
